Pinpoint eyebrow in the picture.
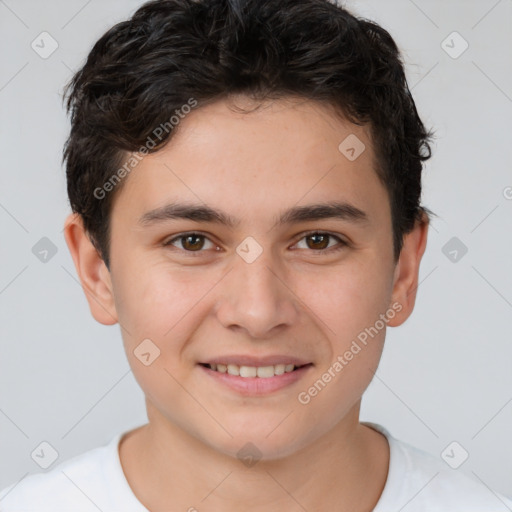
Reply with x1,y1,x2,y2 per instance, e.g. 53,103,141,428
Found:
138,200,370,230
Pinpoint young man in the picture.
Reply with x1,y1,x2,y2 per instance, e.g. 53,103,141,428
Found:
1,0,511,510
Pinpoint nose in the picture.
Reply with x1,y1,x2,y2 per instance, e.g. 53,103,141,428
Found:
215,248,299,339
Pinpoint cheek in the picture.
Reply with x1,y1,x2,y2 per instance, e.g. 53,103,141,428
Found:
111,265,207,405
296,318,387,427
112,262,218,358
295,259,391,348
293,258,392,416
293,259,390,405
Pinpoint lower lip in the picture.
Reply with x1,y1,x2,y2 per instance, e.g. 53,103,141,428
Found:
199,364,313,395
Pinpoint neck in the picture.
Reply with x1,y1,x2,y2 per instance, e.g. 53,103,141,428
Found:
119,401,389,511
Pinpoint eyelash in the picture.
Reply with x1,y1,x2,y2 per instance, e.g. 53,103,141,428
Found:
162,230,348,256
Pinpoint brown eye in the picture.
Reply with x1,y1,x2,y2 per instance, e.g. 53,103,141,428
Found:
294,232,347,252
306,233,330,250
181,234,205,251
164,233,215,252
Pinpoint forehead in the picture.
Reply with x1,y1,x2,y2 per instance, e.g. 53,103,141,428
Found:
112,96,389,228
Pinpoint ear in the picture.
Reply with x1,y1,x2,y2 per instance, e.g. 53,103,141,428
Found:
386,211,429,327
63,213,118,325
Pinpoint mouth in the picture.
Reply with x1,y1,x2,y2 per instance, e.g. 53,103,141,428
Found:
199,362,312,378
198,360,314,395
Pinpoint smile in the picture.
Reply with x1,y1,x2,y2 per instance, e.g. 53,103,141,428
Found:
198,362,314,395
200,362,306,378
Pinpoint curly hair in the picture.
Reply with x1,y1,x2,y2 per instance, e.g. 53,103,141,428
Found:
62,0,435,269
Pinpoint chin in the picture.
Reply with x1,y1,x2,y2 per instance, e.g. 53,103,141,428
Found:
202,422,313,463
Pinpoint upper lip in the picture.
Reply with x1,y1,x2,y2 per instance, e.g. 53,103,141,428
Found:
200,355,312,367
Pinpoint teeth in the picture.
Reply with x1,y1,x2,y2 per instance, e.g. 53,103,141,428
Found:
207,363,299,378
240,366,257,377
227,364,239,376
274,364,285,375
256,366,274,378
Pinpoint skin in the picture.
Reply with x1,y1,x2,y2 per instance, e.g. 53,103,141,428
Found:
64,95,428,511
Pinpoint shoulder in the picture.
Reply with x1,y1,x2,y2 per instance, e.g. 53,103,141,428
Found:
364,422,512,512
0,435,121,512
402,441,512,510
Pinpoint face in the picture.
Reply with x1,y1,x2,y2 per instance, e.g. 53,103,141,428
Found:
69,96,423,460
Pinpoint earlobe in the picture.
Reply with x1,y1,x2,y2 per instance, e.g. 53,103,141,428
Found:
63,213,118,325
387,213,429,328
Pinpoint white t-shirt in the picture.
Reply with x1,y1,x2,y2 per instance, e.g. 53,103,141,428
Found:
1,422,511,511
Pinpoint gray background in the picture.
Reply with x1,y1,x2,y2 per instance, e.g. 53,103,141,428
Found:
1,0,511,501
